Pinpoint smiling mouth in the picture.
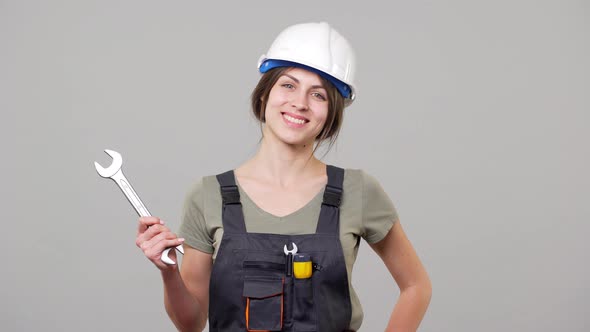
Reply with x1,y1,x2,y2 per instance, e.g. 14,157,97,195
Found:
281,112,309,125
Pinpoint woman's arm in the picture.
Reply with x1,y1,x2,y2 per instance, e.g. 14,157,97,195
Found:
163,246,212,332
369,221,432,332
136,217,212,331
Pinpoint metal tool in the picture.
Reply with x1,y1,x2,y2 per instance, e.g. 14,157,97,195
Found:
283,242,298,256
284,242,298,276
94,149,184,265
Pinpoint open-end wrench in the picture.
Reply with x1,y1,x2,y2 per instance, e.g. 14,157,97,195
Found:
94,149,184,265
284,242,298,276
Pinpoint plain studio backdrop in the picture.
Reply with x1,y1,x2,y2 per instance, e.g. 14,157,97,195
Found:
1,0,588,331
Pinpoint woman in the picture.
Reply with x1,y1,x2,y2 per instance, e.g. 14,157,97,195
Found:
136,22,432,332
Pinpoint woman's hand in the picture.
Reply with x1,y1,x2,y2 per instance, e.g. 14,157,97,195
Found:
136,216,185,270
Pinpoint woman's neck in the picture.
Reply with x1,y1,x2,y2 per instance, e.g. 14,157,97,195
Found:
238,136,325,188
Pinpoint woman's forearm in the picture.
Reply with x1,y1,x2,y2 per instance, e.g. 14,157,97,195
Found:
161,268,207,332
385,283,432,332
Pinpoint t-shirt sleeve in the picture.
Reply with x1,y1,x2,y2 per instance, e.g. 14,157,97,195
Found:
178,178,215,254
361,170,399,244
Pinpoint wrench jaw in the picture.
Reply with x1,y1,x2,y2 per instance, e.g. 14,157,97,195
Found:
161,248,176,265
94,149,123,178
283,242,298,255
161,245,185,265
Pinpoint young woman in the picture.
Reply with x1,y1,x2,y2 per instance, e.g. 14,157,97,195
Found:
135,22,432,332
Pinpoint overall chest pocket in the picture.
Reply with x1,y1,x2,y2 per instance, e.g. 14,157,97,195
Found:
243,276,284,331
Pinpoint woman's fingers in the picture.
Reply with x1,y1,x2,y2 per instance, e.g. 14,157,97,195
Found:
136,217,167,247
136,224,166,248
135,216,184,269
136,216,163,236
144,238,185,264
140,230,177,252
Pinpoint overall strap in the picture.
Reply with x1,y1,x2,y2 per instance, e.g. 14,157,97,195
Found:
316,165,344,234
216,170,247,234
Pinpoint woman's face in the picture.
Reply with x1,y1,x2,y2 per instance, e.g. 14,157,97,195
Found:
263,67,330,147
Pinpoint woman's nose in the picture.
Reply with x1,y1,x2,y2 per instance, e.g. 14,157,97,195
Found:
291,91,309,111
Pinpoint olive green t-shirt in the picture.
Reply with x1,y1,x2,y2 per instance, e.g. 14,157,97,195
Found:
178,168,399,331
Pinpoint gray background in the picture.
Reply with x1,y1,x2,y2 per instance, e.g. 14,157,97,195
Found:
1,0,588,331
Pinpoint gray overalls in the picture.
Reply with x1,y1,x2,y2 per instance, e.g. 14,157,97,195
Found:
208,165,353,331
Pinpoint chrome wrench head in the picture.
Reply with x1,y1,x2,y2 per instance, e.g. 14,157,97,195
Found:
94,149,122,178
284,242,298,256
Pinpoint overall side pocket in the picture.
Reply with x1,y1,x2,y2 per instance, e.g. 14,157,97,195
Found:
243,276,284,331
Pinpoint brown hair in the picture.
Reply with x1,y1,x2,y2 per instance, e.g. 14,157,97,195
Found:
250,67,345,158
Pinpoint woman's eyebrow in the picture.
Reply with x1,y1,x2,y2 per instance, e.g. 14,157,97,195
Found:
282,74,325,89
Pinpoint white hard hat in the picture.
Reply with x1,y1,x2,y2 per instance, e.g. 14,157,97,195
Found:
258,22,357,105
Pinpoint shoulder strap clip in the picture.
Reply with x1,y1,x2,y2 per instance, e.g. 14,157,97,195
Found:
220,185,241,205
322,184,342,207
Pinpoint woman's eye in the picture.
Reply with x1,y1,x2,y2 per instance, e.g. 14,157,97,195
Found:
282,83,294,89
312,92,326,101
